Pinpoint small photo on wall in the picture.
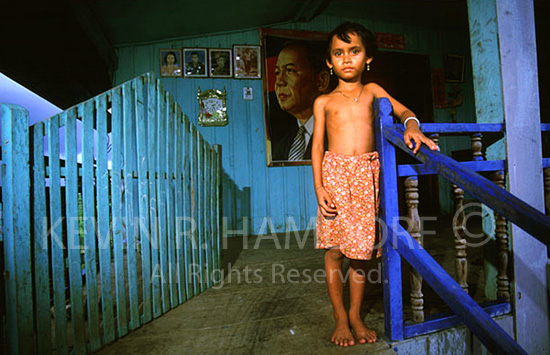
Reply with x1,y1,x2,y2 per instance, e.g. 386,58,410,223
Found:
209,49,233,78
183,48,208,77
159,49,183,77
445,54,465,83
233,45,261,79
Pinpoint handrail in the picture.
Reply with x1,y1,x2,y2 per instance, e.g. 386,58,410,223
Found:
374,97,532,355
385,124,550,247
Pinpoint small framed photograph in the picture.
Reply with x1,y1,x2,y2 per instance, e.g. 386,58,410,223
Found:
183,48,208,78
209,49,233,78
233,45,261,79
445,54,465,83
159,49,183,77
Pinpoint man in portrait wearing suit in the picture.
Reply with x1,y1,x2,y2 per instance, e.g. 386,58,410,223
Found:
271,41,330,161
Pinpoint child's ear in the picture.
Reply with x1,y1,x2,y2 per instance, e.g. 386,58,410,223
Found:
316,70,330,93
366,57,373,65
326,58,332,68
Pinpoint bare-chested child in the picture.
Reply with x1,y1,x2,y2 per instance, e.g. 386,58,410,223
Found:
312,22,439,347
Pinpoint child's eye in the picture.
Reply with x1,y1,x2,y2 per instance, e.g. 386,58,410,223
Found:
352,49,360,54
334,51,342,56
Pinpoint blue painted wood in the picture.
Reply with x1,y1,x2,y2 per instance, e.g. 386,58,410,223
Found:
81,100,102,349
148,78,162,318
374,98,404,341
122,80,140,330
96,94,116,344
157,87,170,312
388,222,527,355
134,76,153,323
63,108,86,353
109,87,129,338
398,160,506,177
174,106,186,303
541,123,550,132
419,123,504,134
384,124,550,246
184,117,194,299
198,134,206,292
214,145,222,273
1,104,34,354
403,301,511,338
166,95,178,307
46,114,69,354
544,158,550,168
190,125,199,296
205,145,212,288
31,121,52,354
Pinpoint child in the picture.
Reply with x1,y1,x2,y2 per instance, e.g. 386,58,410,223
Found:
311,22,439,347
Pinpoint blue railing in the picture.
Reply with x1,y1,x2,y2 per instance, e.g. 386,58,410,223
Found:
375,97,550,354
1,73,222,354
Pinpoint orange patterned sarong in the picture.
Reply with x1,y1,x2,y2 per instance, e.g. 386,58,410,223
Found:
316,151,381,260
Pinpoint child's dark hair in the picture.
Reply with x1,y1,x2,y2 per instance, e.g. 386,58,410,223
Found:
326,22,377,63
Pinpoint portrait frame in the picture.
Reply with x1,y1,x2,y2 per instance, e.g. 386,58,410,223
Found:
260,28,329,167
183,48,208,78
208,49,233,78
445,54,465,83
233,45,262,79
197,86,228,127
159,49,183,78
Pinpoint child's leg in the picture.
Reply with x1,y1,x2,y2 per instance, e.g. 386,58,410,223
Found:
325,248,354,347
348,259,377,343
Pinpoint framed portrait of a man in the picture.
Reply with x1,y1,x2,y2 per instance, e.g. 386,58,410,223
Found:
209,49,233,78
183,48,208,78
260,28,330,167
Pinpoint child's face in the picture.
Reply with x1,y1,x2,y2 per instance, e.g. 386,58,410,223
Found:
328,32,372,80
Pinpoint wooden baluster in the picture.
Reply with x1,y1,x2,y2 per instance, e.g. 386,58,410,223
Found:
544,167,550,215
405,176,424,323
453,185,469,293
471,133,483,161
492,170,511,301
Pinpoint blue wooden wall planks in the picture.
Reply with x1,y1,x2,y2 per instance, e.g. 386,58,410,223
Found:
2,74,223,353
112,14,476,233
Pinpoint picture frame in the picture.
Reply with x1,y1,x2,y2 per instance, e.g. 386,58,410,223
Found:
259,28,329,167
233,45,261,79
159,49,183,77
183,48,208,78
445,54,465,83
197,86,228,126
208,49,233,78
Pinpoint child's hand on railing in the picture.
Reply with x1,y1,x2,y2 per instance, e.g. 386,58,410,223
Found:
404,126,440,154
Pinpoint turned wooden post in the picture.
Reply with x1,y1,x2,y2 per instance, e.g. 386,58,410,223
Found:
452,185,469,293
492,170,511,301
471,133,483,161
405,176,424,323
544,167,550,215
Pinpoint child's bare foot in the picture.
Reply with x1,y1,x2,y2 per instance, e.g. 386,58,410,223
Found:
349,316,377,344
331,318,355,347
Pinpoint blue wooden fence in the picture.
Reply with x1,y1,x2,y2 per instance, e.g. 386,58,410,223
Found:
375,97,550,354
0,72,222,354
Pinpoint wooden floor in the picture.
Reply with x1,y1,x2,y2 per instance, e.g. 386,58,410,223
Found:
95,218,487,354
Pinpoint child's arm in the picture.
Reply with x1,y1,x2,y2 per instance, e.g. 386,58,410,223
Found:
312,96,337,217
368,83,439,154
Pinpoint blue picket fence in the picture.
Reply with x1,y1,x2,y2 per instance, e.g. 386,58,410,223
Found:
1,73,222,354
375,97,550,354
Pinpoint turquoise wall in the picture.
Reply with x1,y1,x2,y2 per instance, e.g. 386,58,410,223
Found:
113,15,475,234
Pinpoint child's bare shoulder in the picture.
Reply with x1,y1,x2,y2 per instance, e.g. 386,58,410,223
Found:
364,82,388,97
314,91,339,107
